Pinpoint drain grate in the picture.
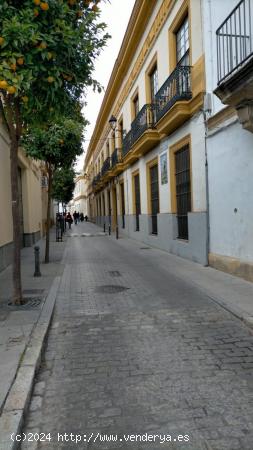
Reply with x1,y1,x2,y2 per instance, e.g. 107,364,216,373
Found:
7,297,42,310
95,285,130,294
140,247,150,250
108,271,121,277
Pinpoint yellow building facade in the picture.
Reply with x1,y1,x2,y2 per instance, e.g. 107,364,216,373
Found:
0,120,48,272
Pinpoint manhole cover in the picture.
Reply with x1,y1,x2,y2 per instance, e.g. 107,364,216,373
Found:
108,271,121,277
95,285,130,294
6,297,42,310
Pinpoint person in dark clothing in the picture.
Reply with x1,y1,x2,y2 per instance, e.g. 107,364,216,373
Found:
73,211,78,225
85,215,88,222
66,212,73,229
80,213,84,222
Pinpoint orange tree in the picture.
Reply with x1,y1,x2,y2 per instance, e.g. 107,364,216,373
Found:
0,0,109,304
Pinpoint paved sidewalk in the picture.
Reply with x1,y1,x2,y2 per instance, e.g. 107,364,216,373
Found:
0,228,67,449
20,221,253,450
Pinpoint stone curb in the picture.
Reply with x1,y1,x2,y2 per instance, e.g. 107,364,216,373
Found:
0,276,61,450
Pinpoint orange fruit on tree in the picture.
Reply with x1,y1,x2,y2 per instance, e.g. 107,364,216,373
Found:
0,37,4,46
17,57,24,65
59,139,64,145
92,4,99,12
47,76,54,83
47,52,53,60
22,96,29,103
40,2,49,10
39,41,47,49
34,8,39,16
0,80,8,89
7,86,16,94
68,0,76,5
34,0,40,5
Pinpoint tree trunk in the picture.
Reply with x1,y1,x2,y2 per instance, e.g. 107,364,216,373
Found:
10,136,23,305
45,163,53,263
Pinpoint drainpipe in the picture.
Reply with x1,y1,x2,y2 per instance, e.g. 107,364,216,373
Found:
203,110,210,267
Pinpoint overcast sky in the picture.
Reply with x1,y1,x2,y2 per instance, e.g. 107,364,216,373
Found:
75,0,136,172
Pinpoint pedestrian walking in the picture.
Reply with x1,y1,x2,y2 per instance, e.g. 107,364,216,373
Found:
66,212,73,229
85,215,88,222
80,213,84,222
73,211,78,225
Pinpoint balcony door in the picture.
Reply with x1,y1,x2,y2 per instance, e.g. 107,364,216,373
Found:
150,164,159,235
134,174,141,231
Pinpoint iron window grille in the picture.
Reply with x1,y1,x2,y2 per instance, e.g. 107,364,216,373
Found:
150,164,159,235
175,145,191,240
134,174,141,231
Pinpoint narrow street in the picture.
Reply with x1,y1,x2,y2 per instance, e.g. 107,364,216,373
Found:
22,222,253,450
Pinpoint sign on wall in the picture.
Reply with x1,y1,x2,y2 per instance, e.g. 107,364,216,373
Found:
160,152,168,185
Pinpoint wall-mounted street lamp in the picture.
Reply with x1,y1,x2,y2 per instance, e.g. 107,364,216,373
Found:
109,115,117,131
108,115,126,137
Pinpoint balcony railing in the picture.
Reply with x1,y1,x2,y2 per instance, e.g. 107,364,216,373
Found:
122,129,133,158
111,148,121,168
216,0,253,84
131,104,156,144
155,65,192,123
101,157,111,177
92,173,101,188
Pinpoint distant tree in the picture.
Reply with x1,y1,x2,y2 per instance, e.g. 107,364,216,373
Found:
0,0,109,304
52,166,76,205
23,116,84,263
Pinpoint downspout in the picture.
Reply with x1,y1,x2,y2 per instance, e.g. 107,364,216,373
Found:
200,0,213,266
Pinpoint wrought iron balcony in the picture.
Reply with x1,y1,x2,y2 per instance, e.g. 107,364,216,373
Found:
155,65,191,123
216,0,253,84
92,173,101,188
101,157,111,177
122,129,133,158
111,148,121,168
131,104,156,144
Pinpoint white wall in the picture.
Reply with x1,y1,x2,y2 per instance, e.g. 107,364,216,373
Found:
208,120,253,262
201,0,239,116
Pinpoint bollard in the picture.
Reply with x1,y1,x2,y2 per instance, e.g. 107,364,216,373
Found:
104,223,106,233
116,226,119,240
109,224,111,236
34,246,41,277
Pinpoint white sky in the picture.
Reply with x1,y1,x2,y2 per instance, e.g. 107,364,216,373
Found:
75,0,136,172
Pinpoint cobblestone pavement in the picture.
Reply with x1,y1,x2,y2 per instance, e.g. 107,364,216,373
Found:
21,222,253,450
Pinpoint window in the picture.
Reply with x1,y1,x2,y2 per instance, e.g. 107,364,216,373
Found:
176,17,189,66
106,141,110,158
150,164,159,235
175,145,191,239
120,183,125,228
133,94,139,119
149,65,158,103
111,132,115,153
133,173,141,231
119,119,124,147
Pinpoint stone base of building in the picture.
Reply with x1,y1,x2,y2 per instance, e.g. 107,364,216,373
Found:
0,241,13,273
95,212,208,265
0,230,41,273
23,230,41,247
209,252,253,283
